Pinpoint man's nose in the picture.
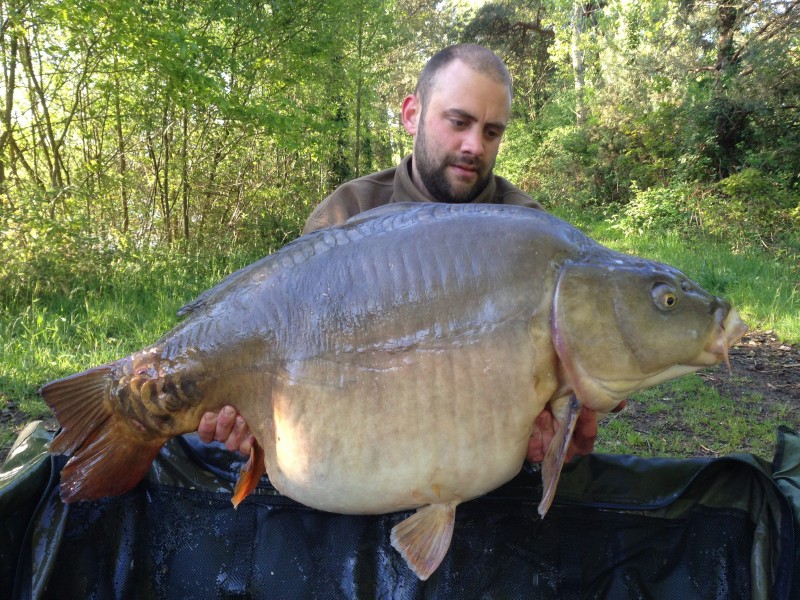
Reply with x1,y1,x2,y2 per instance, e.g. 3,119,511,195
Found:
461,127,484,157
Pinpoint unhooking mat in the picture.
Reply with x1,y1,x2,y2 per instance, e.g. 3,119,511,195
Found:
2,422,800,599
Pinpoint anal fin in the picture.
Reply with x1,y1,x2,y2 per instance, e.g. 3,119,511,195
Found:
538,394,581,518
232,440,266,508
390,501,457,580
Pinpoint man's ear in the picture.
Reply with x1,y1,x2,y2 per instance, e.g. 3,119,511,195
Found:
401,94,421,135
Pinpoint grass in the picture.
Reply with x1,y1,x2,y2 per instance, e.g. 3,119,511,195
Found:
593,375,790,459
1,210,799,462
0,245,266,453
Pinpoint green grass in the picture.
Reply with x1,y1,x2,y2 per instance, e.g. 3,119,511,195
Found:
0,246,266,440
594,374,793,459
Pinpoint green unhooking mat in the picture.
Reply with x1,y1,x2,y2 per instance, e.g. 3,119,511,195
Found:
2,423,799,599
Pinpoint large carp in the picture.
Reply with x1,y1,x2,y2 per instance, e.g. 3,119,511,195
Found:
41,203,747,580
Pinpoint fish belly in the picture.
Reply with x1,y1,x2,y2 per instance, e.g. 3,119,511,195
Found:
256,325,548,514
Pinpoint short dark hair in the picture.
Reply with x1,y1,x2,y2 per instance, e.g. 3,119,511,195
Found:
414,44,512,109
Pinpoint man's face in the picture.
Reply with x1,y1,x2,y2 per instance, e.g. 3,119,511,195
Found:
409,60,511,203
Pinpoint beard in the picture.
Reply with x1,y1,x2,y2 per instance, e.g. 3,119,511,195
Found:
414,122,493,203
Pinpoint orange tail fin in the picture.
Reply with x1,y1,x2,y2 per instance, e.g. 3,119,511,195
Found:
40,364,165,503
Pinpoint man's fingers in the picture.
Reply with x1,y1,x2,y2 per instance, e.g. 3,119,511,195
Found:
566,407,598,462
215,405,238,442
225,415,250,453
527,409,555,463
196,405,253,457
238,433,255,457
197,411,218,443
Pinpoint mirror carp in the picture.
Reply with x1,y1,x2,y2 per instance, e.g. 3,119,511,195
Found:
40,203,748,580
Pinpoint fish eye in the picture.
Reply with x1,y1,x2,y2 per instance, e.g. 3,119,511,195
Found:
652,283,679,311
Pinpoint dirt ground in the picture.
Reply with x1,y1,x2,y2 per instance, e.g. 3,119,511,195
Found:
1,330,799,466
703,330,800,419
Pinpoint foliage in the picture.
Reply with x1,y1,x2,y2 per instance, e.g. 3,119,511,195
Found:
0,0,433,252
613,182,702,236
0,194,115,302
614,169,800,254
507,0,800,215
506,122,598,208
1,0,797,266
705,168,799,247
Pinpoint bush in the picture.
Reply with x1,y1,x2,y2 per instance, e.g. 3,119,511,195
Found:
0,198,118,303
614,170,800,255
614,182,703,235
702,168,799,248
512,125,598,208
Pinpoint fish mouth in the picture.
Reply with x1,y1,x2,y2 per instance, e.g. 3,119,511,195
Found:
695,307,748,370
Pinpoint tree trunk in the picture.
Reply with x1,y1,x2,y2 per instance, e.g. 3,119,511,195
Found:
0,30,19,189
354,10,364,178
161,101,172,244
19,36,65,189
571,1,588,127
113,58,129,233
712,1,747,178
182,106,190,242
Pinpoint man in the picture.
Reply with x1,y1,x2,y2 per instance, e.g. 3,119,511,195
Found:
198,44,621,470
301,43,538,232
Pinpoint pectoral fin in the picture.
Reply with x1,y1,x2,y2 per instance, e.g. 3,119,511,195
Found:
390,501,458,580
231,440,266,508
538,394,581,518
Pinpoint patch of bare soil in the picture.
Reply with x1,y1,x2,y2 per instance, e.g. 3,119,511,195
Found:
700,330,800,420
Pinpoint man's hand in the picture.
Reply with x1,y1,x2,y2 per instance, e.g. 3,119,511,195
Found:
526,401,627,464
197,406,254,456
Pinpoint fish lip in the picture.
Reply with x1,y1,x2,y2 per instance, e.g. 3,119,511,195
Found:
703,307,748,369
